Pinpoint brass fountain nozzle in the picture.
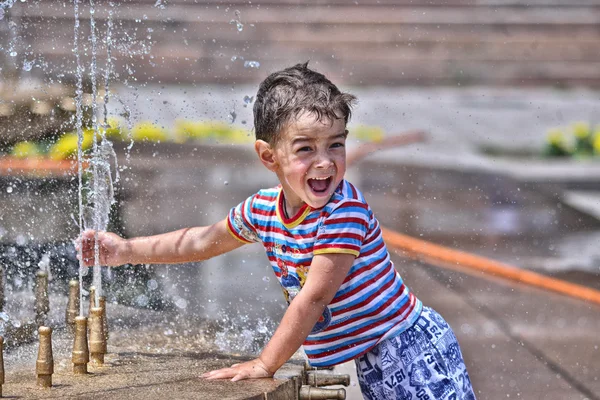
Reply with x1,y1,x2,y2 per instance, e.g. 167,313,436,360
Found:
34,271,50,327
299,386,346,400
0,336,5,397
306,372,351,387
36,326,54,388
65,279,80,334
303,360,334,372
89,307,106,366
72,316,89,374
98,296,109,340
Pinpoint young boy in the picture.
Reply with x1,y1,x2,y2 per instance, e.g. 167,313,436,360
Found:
79,63,476,399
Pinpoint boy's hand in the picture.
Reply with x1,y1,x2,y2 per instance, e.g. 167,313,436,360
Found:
75,230,128,267
201,358,273,382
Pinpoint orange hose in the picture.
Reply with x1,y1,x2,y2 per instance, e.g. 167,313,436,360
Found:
347,130,426,166
346,133,600,306
0,156,86,177
381,227,600,306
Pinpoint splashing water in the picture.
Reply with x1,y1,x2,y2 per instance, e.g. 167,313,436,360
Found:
88,0,117,306
21,59,33,71
214,315,275,356
243,60,260,69
74,0,86,316
229,10,243,32
0,0,17,20
74,0,117,311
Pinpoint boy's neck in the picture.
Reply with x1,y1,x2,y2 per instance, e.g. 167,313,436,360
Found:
281,189,304,218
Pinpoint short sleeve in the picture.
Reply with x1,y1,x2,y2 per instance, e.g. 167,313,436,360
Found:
226,194,261,244
313,200,370,257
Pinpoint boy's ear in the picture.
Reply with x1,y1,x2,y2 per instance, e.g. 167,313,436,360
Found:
254,140,278,172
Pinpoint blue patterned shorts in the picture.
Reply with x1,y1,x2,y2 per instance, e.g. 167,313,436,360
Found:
355,307,476,400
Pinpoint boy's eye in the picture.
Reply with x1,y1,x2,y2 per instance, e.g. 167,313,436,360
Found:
330,142,345,148
297,146,312,152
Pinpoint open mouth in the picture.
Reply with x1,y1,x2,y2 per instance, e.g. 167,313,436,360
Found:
308,176,332,194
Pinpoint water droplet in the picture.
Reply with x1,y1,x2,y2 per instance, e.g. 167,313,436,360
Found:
229,109,237,123
243,95,254,105
243,60,260,69
231,56,237,62
224,181,229,186
0,312,9,323
175,297,187,309
262,276,270,282
9,51,17,57
6,186,13,193
230,19,244,32
135,294,149,307
22,59,34,71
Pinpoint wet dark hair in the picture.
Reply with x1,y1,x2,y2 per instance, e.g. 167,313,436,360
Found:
253,62,357,145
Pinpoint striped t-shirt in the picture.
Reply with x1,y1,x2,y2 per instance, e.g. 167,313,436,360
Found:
226,179,422,367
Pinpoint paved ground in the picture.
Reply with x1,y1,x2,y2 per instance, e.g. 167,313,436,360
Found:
1,303,304,399
332,253,600,400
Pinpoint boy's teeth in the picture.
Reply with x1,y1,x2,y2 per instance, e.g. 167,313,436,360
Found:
308,176,331,192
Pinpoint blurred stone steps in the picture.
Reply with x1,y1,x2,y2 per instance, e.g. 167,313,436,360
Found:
8,1,600,85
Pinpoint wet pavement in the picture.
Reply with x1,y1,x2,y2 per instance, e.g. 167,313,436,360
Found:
1,302,304,399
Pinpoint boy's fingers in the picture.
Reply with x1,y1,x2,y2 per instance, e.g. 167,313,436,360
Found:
231,372,248,382
202,370,232,380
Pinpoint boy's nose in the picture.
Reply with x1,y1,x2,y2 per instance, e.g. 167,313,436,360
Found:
314,152,334,169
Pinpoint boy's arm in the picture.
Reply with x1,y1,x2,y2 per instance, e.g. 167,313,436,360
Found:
202,252,354,381
79,219,245,266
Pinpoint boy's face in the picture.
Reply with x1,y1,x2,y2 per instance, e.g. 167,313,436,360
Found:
256,111,347,212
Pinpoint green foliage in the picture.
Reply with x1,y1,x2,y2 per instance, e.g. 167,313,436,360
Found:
48,129,94,160
544,122,599,159
105,117,129,141
11,141,42,158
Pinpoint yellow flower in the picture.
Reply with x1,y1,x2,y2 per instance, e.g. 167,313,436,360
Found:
174,120,211,142
593,132,600,155
131,122,169,142
105,117,127,140
546,128,566,146
49,130,94,160
11,141,41,158
571,121,590,139
174,120,250,143
228,128,252,144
